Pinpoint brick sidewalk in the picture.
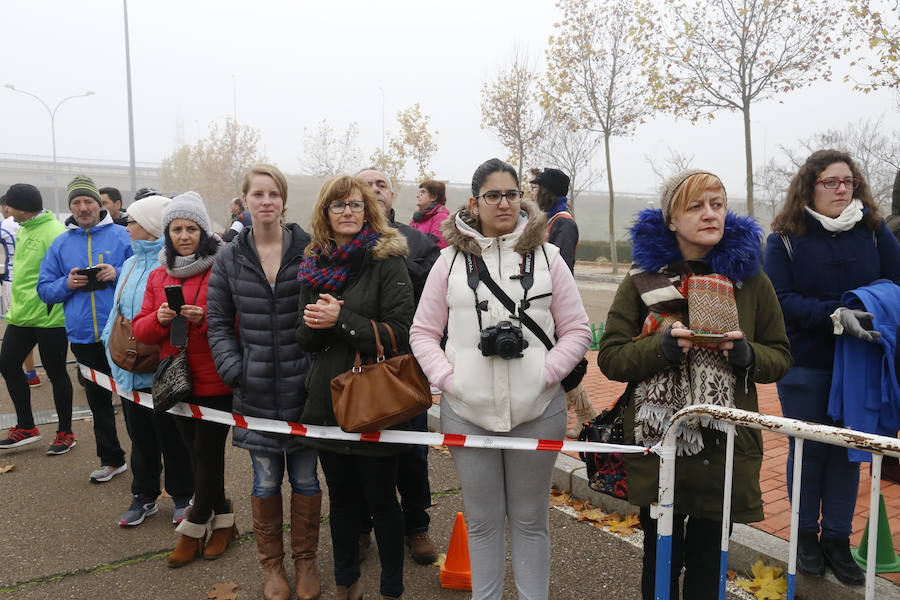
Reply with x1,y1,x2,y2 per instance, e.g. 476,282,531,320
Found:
572,351,900,583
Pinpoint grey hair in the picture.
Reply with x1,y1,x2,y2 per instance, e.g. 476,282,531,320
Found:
356,167,393,193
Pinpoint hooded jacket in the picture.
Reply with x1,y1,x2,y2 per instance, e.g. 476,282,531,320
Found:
207,223,313,454
295,227,415,456
598,209,792,522
100,236,165,392
4,211,66,328
37,212,132,344
409,201,591,432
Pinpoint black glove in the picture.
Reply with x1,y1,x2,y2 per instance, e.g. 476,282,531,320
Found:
661,326,686,364
725,337,754,369
838,308,881,342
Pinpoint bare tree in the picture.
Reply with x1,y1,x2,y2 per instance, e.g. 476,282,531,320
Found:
634,0,854,217
301,119,362,177
480,46,546,182
644,147,696,190
534,115,603,212
754,157,794,222
545,0,652,272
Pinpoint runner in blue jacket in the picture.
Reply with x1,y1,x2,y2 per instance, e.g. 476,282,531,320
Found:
37,175,133,483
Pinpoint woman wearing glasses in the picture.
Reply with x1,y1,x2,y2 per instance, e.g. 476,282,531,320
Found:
410,158,591,599
296,175,414,600
765,149,900,585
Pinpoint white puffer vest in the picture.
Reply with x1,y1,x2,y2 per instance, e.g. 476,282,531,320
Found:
441,215,562,432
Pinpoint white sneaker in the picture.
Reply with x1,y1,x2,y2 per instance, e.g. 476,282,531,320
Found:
90,463,128,483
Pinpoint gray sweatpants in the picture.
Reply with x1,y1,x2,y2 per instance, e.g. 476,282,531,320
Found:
441,391,567,600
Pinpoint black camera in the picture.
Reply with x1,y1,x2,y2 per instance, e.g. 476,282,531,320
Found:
479,320,528,360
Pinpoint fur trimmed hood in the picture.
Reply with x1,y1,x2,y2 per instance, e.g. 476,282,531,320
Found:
441,200,548,256
629,208,763,284
370,226,409,260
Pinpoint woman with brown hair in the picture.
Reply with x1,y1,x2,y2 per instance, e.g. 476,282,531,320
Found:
764,149,900,585
409,179,449,248
296,175,414,600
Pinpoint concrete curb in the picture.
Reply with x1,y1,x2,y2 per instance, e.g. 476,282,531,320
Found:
427,404,900,599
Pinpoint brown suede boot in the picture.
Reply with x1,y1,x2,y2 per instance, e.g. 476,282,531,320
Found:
252,495,291,600
204,503,238,560
334,579,363,600
166,518,208,568
291,492,322,600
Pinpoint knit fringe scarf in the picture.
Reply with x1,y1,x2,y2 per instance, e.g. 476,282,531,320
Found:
630,267,740,456
297,224,380,294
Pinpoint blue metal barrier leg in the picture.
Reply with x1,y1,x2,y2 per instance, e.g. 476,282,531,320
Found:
655,444,677,600
787,437,804,600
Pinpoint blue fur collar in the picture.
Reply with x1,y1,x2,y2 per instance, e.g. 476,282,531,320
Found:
629,209,763,284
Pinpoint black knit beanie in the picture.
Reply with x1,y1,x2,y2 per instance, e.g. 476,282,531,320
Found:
5,183,43,213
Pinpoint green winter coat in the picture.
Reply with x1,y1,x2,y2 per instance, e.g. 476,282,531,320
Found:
598,269,791,523
295,228,415,457
5,212,65,328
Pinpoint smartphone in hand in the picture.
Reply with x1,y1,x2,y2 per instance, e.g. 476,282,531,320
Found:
164,285,186,314
690,331,727,344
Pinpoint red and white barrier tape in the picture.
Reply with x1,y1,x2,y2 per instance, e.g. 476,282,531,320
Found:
79,363,650,455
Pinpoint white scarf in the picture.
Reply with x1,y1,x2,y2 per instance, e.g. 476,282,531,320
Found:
805,199,864,233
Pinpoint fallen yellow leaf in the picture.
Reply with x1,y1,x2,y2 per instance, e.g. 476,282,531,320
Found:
433,552,447,568
606,512,642,536
0,464,14,474
578,507,608,523
734,559,787,600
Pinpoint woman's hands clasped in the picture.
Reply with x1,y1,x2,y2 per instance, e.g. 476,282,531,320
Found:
303,293,344,329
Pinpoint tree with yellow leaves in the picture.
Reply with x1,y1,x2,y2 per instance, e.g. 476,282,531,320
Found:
545,0,651,272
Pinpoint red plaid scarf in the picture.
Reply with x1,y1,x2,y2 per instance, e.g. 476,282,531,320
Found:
297,224,380,294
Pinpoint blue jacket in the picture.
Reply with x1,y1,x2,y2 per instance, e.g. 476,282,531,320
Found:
764,213,900,370
37,212,133,344
828,280,900,461
100,237,164,391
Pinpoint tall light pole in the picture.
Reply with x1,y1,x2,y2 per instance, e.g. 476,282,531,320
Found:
123,0,137,199
4,84,94,210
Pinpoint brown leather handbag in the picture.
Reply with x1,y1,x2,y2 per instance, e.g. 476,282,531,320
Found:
331,320,432,433
108,262,160,374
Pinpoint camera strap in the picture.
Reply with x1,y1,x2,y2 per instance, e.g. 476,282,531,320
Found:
464,252,555,352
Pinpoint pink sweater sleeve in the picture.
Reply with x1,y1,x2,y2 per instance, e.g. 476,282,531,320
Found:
409,257,456,395
544,257,592,386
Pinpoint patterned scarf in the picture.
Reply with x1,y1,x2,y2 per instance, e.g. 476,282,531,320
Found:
631,266,739,456
411,202,441,223
297,224,380,293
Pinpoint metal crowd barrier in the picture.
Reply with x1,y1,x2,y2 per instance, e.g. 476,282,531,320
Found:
653,404,900,600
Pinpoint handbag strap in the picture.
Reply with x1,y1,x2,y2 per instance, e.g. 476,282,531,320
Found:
368,319,386,361
115,260,139,315
380,322,400,356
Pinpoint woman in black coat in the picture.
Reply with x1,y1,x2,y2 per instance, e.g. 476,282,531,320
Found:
207,164,320,600
296,174,414,600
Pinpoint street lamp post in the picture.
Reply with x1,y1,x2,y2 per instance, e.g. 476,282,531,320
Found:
378,86,385,153
4,84,95,211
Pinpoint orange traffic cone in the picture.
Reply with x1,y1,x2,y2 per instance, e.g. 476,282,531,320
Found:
440,512,472,590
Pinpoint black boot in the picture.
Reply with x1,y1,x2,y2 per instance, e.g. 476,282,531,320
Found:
821,536,865,585
796,532,825,576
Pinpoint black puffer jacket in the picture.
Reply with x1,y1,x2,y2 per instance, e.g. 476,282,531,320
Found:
296,227,414,456
207,223,312,454
388,208,439,303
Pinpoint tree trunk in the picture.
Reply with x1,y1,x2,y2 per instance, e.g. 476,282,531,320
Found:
604,134,617,274
742,103,754,217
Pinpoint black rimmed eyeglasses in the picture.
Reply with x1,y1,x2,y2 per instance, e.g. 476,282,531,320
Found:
475,190,524,205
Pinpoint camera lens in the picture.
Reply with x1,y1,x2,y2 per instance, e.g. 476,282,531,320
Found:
495,332,519,360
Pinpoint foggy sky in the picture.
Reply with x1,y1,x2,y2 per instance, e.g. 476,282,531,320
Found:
1,0,897,196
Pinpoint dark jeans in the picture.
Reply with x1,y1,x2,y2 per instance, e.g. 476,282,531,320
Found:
0,325,73,432
174,394,232,524
121,392,193,500
71,342,125,467
361,412,432,534
639,506,731,600
319,450,404,598
777,366,859,539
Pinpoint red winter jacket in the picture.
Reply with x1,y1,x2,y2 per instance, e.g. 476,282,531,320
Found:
132,265,231,397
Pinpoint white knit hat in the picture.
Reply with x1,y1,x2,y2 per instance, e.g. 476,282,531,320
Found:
126,195,170,239
163,191,212,235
